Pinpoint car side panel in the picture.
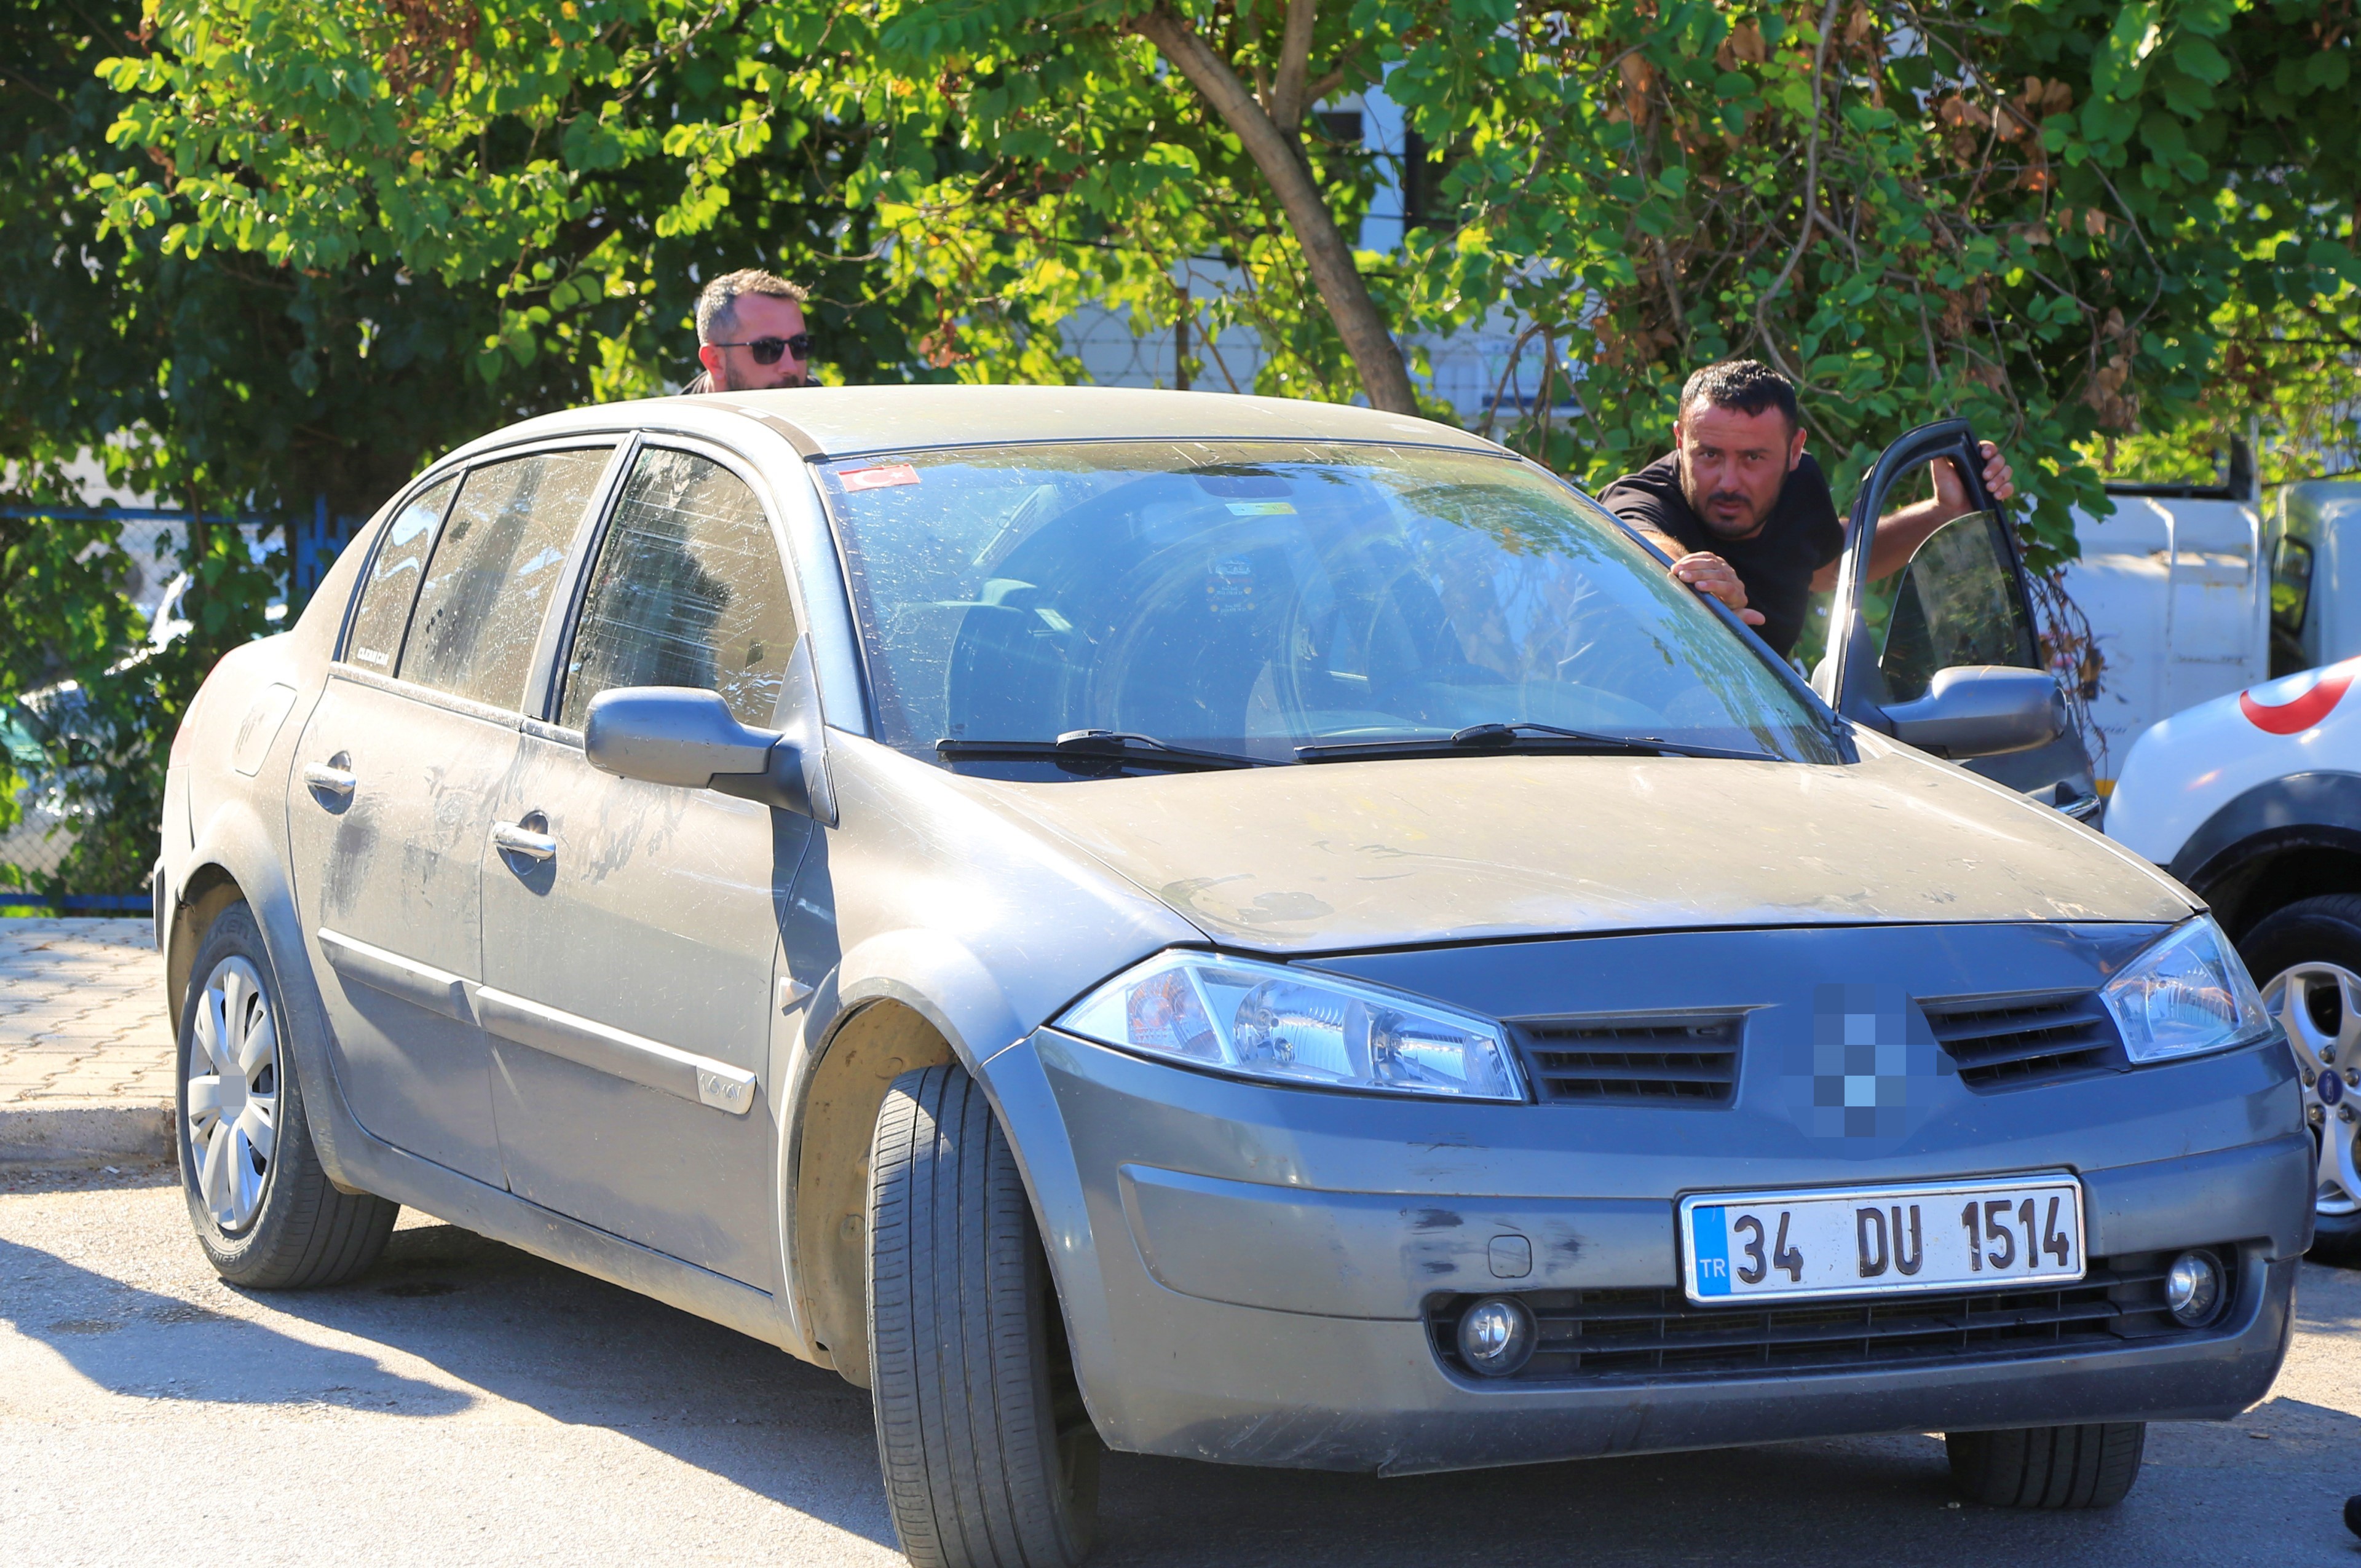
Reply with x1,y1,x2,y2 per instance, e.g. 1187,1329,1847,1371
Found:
481,729,801,1291
162,494,393,1181
286,674,515,1183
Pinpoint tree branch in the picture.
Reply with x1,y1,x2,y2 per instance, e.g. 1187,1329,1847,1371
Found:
1749,0,1842,391
1131,4,1417,413
1268,0,1317,135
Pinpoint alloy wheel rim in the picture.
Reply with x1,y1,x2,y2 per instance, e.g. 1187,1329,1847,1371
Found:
185,955,280,1232
2262,960,2361,1218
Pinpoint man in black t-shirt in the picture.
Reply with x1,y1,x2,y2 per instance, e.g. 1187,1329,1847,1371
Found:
1599,360,2015,661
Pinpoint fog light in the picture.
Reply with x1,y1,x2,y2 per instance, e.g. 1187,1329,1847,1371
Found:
2165,1251,2223,1325
1457,1296,1536,1377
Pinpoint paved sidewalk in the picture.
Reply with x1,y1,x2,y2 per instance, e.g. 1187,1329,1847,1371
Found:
0,918,174,1166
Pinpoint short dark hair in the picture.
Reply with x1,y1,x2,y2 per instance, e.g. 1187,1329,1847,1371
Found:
696,268,809,343
1679,359,1799,430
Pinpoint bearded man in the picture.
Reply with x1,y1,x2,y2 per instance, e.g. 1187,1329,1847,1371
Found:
1600,359,2014,660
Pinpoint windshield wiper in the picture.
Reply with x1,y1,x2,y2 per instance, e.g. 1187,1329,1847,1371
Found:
1295,722,1777,764
936,729,1267,772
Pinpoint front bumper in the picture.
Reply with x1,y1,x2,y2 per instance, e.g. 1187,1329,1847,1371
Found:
986,1004,2307,1475
1076,1253,2292,1475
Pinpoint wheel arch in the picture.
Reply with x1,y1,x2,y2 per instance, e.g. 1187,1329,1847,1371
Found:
2170,772,2361,940
163,802,363,1190
779,930,1042,1385
785,996,959,1389
164,862,247,1026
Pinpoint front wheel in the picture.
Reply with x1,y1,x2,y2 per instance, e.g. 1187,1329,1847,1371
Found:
176,902,398,1288
2241,894,2361,1262
1946,1422,2146,1508
867,1065,1097,1568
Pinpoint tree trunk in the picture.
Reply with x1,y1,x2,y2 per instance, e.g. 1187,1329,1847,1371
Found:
1131,6,1419,416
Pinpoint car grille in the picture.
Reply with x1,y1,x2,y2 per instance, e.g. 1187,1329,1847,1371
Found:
1427,1254,2205,1385
1509,1014,1744,1106
1921,991,2123,1089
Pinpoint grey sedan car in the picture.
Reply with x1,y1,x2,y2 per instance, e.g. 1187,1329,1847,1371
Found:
157,387,2308,1565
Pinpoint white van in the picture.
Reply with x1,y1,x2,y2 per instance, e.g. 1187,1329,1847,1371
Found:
2062,444,2361,786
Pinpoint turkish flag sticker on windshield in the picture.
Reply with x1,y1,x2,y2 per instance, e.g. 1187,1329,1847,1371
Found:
839,464,920,492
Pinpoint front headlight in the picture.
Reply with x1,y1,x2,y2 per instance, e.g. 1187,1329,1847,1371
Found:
2100,916,2274,1065
1056,950,1526,1101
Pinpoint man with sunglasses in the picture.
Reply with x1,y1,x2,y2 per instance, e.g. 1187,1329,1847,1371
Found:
685,268,813,393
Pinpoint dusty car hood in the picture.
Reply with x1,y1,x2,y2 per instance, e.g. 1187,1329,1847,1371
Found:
950,741,2195,953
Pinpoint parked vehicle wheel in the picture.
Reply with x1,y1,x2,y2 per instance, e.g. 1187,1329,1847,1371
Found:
176,903,398,1288
2242,894,2361,1262
868,1064,1097,1568
1946,1422,2146,1507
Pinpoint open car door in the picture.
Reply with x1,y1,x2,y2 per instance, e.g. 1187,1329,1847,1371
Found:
1819,419,2099,819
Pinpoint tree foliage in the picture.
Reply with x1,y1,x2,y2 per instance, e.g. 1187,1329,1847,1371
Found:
6,0,932,894
10,0,2355,892
93,0,2359,559
1356,0,2354,556
95,0,946,396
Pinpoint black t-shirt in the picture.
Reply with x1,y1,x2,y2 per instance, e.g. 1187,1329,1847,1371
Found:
1599,451,1845,660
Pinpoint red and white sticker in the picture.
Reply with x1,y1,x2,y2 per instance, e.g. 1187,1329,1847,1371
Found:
837,463,920,492
2239,660,2360,735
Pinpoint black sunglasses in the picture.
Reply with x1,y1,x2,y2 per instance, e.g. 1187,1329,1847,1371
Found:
708,333,812,364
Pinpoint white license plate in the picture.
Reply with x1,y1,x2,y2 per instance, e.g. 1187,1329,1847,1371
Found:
1679,1175,2085,1306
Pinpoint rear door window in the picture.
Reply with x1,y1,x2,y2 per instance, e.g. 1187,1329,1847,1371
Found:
344,476,454,672
556,447,800,731
398,448,612,709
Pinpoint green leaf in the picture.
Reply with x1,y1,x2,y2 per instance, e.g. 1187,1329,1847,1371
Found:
2172,38,2231,85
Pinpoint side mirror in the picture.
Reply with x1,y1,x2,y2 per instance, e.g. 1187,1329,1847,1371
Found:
583,687,817,816
1883,666,2064,759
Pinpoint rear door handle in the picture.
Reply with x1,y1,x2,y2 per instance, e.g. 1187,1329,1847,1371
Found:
491,817,556,862
302,760,356,800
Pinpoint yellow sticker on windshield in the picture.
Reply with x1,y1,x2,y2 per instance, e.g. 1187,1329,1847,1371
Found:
1225,500,1295,516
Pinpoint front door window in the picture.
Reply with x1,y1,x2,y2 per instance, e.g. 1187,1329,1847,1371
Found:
556,447,801,729
1872,511,2041,704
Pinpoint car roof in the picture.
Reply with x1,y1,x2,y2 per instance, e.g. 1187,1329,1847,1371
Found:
438,384,1508,465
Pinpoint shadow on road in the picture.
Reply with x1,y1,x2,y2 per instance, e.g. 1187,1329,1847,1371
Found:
250,1218,901,1550
0,1230,471,1414
60,1201,2361,1567
229,1219,2316,1568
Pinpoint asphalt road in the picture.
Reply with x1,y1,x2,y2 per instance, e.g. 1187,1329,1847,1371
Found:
4,1165,2357,1567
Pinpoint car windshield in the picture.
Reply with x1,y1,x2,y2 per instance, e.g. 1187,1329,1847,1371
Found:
818,440,1842,771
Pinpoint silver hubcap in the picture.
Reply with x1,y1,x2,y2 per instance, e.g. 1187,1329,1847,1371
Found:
185,956,280,1231
2263,961,2361,1218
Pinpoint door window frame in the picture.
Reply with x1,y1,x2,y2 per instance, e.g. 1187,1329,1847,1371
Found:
1824,419,2041,727
537,432,815,741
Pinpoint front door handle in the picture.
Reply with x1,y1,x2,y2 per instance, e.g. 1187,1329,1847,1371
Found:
302,757,356,800
491,814,556,863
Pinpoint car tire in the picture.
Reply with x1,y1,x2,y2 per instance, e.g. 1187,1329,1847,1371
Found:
175,902,398,1288
2240,894,2361,1263
867,1064,1098,1568
1945,1422,2145,1508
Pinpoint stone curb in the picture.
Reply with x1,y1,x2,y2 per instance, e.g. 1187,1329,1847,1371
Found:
0,1099,174,1167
